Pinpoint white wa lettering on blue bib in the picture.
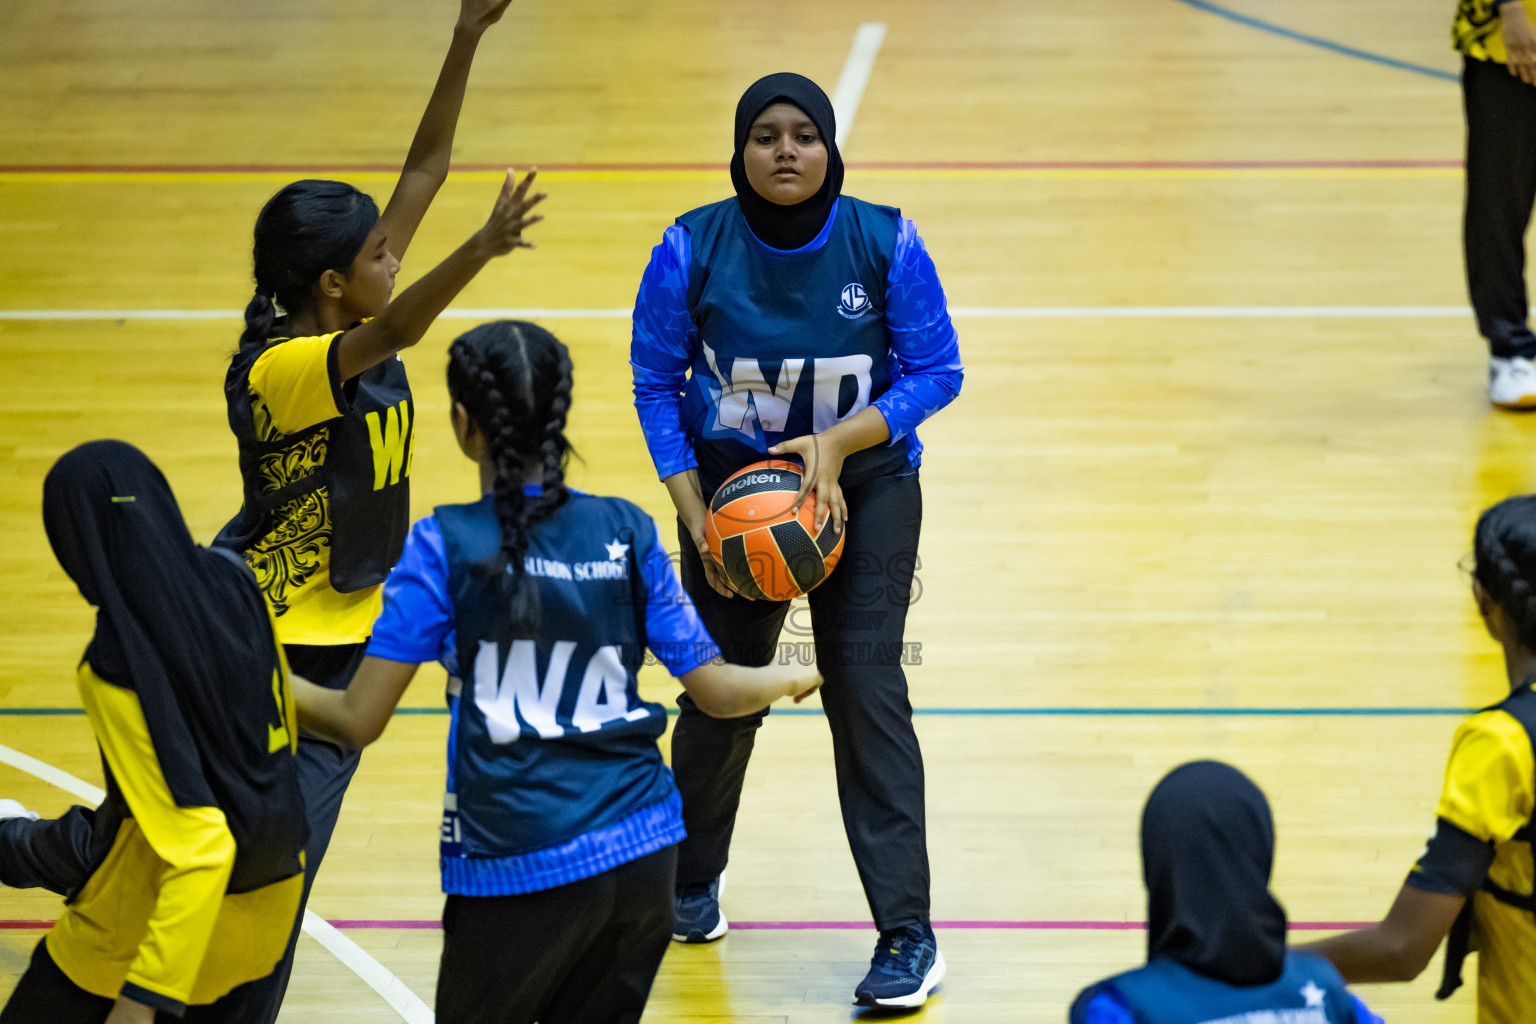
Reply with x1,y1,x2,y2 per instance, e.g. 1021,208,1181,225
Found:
473,639,649,742
702,341,874,438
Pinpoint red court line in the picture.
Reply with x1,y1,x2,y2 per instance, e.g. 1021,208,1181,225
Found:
0,160,1463,174
0,919,1373,931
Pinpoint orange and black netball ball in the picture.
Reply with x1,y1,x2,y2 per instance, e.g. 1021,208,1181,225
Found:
704,459,845,601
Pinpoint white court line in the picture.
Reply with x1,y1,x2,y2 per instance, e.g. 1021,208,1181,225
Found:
0,305,1473,321
0,741,433,1024
301,911,434,1024
832,23,887,149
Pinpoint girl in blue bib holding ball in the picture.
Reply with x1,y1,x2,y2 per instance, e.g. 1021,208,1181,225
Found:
631,72,963,1008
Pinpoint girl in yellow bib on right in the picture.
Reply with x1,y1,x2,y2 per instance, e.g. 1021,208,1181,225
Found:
1304,495,1536,1022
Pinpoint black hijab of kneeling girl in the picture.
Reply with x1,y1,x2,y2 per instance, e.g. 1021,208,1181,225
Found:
730,72,846,251
1142,760,1288,987
43,441,304,885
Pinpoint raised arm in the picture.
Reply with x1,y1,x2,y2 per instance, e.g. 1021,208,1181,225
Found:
378,0,518,259
337,166,544,380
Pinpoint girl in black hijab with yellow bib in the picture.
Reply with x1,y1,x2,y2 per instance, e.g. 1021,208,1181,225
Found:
631,73,963,1007
0,442,306,1024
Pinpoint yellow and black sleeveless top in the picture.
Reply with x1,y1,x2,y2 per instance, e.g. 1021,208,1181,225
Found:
1455,0,1536,62
216,329,414,645
1419,683,1536,1022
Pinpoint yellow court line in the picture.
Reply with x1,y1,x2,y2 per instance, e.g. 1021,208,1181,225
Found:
0,168,1462,185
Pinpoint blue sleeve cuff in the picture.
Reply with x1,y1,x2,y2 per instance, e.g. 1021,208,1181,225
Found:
1077,991,1136,1024
1351,993,1384,1024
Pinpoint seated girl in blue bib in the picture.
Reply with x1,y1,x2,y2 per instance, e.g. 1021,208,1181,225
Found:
1070,761,1381,1024
291,320,822,1024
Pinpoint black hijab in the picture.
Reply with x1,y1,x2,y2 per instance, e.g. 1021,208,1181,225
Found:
730,72,846,251
44,441,304,888
1141,761,1288,987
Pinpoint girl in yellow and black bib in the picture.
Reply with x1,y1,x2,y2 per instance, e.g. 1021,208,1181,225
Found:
1305,495,1536,1023
0,442,307,1024
210,0,543,1017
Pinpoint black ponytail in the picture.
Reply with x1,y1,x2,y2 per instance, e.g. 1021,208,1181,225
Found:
447,321,576,633
1474,495,1536,651
238,180,379,354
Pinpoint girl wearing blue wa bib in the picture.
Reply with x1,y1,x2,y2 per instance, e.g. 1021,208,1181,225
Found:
631,71,962,1010
1070,761,1381,1024
293,320,821,1024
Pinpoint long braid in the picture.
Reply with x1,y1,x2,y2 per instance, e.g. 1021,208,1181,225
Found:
447,320,577,633
1475,495,1536,652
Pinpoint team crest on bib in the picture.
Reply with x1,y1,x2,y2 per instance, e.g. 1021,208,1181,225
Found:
837,282,870,319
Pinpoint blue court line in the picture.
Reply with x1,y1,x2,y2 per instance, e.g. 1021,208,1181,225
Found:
0,706,1477,717
1169,0,1458,82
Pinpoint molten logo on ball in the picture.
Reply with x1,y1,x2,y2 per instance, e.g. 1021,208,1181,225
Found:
704,459,846,601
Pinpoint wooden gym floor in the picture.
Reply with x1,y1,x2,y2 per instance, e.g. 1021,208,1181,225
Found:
0,0,1518,1020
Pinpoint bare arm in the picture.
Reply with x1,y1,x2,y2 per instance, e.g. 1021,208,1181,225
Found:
1299,884,1466,983
679,661,822,719
336,167,544,381
291,657,421,749
379,0,516,259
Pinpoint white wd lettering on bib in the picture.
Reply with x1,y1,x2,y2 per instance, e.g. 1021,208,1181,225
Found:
702,342,872,438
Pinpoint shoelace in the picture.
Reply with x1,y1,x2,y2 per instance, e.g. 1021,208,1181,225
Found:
869,932,928,975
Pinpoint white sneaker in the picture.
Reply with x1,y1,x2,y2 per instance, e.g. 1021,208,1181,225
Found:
0,799,38,822
1488,356,1536,408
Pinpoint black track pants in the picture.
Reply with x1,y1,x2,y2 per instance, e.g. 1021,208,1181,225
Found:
670,470,931,933
434,846,677,1024
1464,56,1536,358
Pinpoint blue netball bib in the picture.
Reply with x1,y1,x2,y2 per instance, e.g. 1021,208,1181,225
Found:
677,197,912,495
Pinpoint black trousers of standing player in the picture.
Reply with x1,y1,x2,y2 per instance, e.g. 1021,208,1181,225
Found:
435,846,677,1024
1464,56,1536,358
0,643,364,1024
671,470,930,934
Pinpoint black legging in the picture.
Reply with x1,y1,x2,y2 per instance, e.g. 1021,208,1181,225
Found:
1464,56,1536,358
670,469,930,933
435,846,677,1024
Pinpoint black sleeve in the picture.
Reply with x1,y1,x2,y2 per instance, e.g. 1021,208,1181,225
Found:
1404,817,1496,897
0,805,100,895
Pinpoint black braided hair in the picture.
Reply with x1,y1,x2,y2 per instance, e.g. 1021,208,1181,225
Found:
446,320,576,633
238,180,379,353
1474,495,1536,652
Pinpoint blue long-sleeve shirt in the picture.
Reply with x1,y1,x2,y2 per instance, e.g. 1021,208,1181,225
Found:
631,198,963,485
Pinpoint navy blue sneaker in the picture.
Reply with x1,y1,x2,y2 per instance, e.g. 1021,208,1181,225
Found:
672,873,727,943
853,923,945,1008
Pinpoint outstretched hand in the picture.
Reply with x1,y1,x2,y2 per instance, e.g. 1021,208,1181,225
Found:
458,0,515,34
1504,1,1536,85
477,168,546,256
769,433,848,534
